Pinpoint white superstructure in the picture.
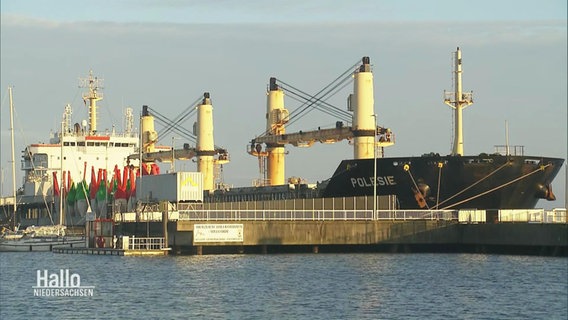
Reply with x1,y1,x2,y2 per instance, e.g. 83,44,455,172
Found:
19,71,139,221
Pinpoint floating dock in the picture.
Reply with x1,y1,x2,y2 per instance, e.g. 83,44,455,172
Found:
52,247,169,256
53,236,170,256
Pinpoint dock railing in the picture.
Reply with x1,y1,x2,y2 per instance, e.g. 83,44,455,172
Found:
114,208,566,223
177,209,458,221
499,208,567,223
122,236,165,250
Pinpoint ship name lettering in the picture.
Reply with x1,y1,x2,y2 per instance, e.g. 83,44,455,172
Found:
350,176,396,188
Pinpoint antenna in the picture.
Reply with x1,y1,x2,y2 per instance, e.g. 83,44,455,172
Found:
505,120,510,156
79,70,104,134
125,107,134,136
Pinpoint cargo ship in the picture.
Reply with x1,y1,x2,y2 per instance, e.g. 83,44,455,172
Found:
201,48,564,210
1,48,564,229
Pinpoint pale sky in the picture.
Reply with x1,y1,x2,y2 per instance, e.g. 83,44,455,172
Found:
1,0,567,208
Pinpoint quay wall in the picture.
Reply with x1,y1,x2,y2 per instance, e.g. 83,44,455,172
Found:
116,220,568,256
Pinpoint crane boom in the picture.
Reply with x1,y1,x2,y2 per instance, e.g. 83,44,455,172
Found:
250,124,393,148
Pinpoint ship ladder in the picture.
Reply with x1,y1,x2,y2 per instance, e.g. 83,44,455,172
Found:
440,163,552,210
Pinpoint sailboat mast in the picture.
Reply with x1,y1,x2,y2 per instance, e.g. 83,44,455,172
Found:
59,121,64,226
8,87,17,231
444,47,474,156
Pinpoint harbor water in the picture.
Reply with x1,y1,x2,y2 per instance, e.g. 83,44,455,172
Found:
1,252,566,319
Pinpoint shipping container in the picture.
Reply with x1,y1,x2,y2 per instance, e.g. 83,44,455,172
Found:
137,172,203,202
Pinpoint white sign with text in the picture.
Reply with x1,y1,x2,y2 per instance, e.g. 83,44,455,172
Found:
194,224,244,243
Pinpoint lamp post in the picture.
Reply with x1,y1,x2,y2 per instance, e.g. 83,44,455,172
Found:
372,114,377,221
171,137,175,173
171,136,180,173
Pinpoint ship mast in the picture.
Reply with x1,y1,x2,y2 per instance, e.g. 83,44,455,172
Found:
8,87,17,231
80,70,103,135
444,47,474,156
59,120,64,226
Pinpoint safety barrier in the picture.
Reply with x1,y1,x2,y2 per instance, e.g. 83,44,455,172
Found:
114,208,567,223
499,209,566,223
177,209,458,221
122,236,165,250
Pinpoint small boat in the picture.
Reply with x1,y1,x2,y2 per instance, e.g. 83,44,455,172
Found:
0,225,85,252
0,87,85,252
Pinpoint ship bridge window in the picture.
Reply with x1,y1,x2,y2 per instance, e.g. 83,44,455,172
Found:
109,142,114,147
32,153,48,168
70,142,75,146
77,142,85,146
121,143,129,147
95,142,101,146
63,142,70,146
87,142,94,146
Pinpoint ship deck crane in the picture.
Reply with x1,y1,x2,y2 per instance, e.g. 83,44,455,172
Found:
128,93,229,191
248,57,394,186
249,123,393,148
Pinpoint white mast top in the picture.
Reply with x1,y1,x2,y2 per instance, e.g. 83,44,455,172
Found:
80,70,103,134
444,47,474,156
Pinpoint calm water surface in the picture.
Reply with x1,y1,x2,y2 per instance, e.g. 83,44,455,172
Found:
1,252,566,319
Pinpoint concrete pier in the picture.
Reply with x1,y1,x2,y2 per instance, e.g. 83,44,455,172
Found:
115,217,568,256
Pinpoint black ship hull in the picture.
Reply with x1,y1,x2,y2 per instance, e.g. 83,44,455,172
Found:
322,154,564,210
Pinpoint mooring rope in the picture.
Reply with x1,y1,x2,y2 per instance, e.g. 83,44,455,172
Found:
441,163,551,210
436,161,511,209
